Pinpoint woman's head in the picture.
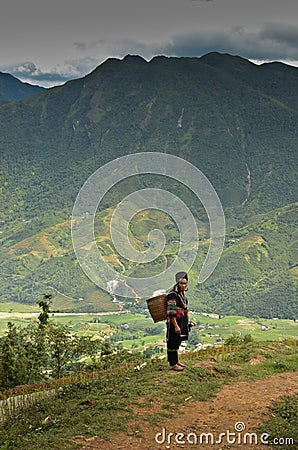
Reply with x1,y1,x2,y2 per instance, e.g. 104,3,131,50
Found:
175,271,188,291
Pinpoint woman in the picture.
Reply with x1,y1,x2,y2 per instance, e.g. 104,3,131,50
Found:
166,271,190,371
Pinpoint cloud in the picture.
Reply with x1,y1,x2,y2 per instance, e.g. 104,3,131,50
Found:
64,57,102,77
0,58,100,87
74,39,106,51
259,22,298,48
156,22,298,62
0,61,71,86
2,22,297,87
88,22,298,69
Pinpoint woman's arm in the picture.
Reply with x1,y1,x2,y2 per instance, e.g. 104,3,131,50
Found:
167,292,180,333
171,316,181,334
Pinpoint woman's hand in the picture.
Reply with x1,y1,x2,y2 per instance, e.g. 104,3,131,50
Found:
175,326,181,334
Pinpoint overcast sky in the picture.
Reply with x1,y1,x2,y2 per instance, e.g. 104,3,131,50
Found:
1,0,298,87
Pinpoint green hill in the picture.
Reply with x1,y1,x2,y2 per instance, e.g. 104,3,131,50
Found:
0,53,297,317
0,72,44,102
191,203,297,318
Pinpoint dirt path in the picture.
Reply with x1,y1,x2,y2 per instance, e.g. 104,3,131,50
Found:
74,371,298,449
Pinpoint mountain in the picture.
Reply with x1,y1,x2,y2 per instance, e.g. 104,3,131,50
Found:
0,52,297,317
0,72,45,102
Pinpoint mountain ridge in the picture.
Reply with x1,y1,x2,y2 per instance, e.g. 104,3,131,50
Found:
0,72,45,102
0,52,297,317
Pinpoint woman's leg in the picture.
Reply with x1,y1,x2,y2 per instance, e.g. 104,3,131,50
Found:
167,348,178,367
166,321,182,368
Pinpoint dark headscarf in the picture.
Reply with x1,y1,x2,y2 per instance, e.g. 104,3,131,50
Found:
175,271,188,283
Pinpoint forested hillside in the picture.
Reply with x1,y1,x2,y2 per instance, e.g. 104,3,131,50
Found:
0,72,44,102
0,53,297,317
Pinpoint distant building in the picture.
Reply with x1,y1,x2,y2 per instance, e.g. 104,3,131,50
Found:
107,279,119,295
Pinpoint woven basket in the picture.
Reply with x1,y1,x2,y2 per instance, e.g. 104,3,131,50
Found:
146,293,167,323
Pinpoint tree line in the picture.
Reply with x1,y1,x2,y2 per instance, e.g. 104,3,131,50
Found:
0,295,109,391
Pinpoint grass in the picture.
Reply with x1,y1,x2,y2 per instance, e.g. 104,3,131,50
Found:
0,341,297,449
224,340,298,381
258,394,298,448
0,361,223,449
0,302,39,313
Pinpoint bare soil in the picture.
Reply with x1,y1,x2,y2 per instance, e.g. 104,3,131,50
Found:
73,370,298,449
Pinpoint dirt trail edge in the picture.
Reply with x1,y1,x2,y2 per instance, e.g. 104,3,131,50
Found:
74,371,298,450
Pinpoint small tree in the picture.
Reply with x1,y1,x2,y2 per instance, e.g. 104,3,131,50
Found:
37,293,52,328
47,323,74,378
0,323,28,390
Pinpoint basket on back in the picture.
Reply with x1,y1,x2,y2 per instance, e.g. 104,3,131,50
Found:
146,293,167,323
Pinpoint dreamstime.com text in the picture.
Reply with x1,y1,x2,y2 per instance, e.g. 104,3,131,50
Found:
155,423,295,446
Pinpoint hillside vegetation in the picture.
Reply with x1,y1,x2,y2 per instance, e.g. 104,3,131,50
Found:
0,52,297,317
0,72,44,102
1,338,297,449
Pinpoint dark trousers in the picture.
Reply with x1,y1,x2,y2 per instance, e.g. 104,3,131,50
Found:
166,321,182,367
167,349,178,366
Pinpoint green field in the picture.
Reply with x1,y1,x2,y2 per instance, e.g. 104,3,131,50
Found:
0,307,297,349
0,302,39,313
190,313,298,344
